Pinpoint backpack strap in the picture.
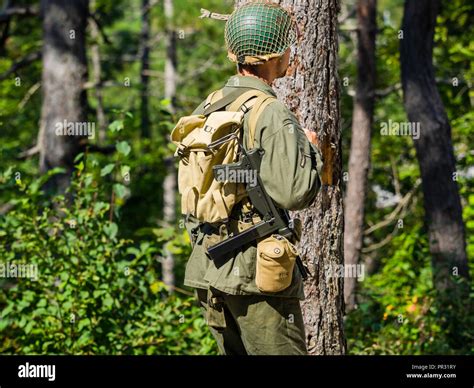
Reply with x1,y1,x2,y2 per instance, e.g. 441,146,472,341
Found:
202,88,277,149
226,90,276,149
247,95,276,149
202,89,251,116
227,90,267,112
203,89,224,110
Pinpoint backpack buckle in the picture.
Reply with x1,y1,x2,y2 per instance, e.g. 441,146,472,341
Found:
240,102,251,114
177,144,187,157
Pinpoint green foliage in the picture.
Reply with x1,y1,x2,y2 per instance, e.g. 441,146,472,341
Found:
341,0,474,356
346,226,473,355
0,157,217,355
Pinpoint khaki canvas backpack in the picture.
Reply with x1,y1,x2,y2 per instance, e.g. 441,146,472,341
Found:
171,88,276,223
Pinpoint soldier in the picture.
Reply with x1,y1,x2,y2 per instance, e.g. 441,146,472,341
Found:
181,1,323,355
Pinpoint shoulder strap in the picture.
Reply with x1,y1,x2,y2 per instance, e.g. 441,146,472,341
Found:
203,89,224,110
202,89,250,116
202,87,276,150
227,90,267,112
247,95,276,149
226,90,276,149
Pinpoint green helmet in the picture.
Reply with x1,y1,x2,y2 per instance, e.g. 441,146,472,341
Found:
225,1,297,65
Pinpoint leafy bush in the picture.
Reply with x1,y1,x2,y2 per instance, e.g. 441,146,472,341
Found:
0,155,217,355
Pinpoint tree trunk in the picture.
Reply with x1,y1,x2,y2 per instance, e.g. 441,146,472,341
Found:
164,0,177,114
140,0,150,138
89,0,107,143
38,0,89,193
162,159,176,290
343,0,377,312
400,0,469,292
275,0,345,354
161,0,177,290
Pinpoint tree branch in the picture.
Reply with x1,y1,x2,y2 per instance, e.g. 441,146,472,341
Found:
374,78,464,99
18,144,40,159
18,81,41,110
0,5,39,23
375,82,402,98
361,225,398,253
364,179,421,236
0,50,41,81
82,79,122,90
88,13,111,45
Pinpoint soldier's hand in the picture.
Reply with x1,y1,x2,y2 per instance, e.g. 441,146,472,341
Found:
303,128,319,147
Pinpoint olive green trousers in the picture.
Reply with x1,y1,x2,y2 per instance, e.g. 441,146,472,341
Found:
196,287,307,355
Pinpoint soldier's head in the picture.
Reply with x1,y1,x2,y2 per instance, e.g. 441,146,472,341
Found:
225,1,297,84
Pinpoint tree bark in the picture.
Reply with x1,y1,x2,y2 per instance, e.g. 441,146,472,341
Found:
343,0,377,312
38,0,89,193
400,0,469,292
275,0,345,354
162,0,177,290
140,0,150,138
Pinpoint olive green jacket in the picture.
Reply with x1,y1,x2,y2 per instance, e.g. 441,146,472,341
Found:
182,75,323,299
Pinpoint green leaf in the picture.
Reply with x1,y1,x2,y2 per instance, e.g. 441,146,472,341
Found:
93,201,109,214
28,167,66,194
160,98,171,107
109,120,124,132
3,166,13,179
76,161,84,173
103,295,114,308
93,290,105,298
78,318,91,331
103,222,118,240
113,183,126,199
126,247,141,257
74,152,84,163
116,141,131,156
100,163,115,177
37,299,47,308
24,320,35,334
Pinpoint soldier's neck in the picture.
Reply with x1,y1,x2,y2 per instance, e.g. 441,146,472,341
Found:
238,69,275,86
